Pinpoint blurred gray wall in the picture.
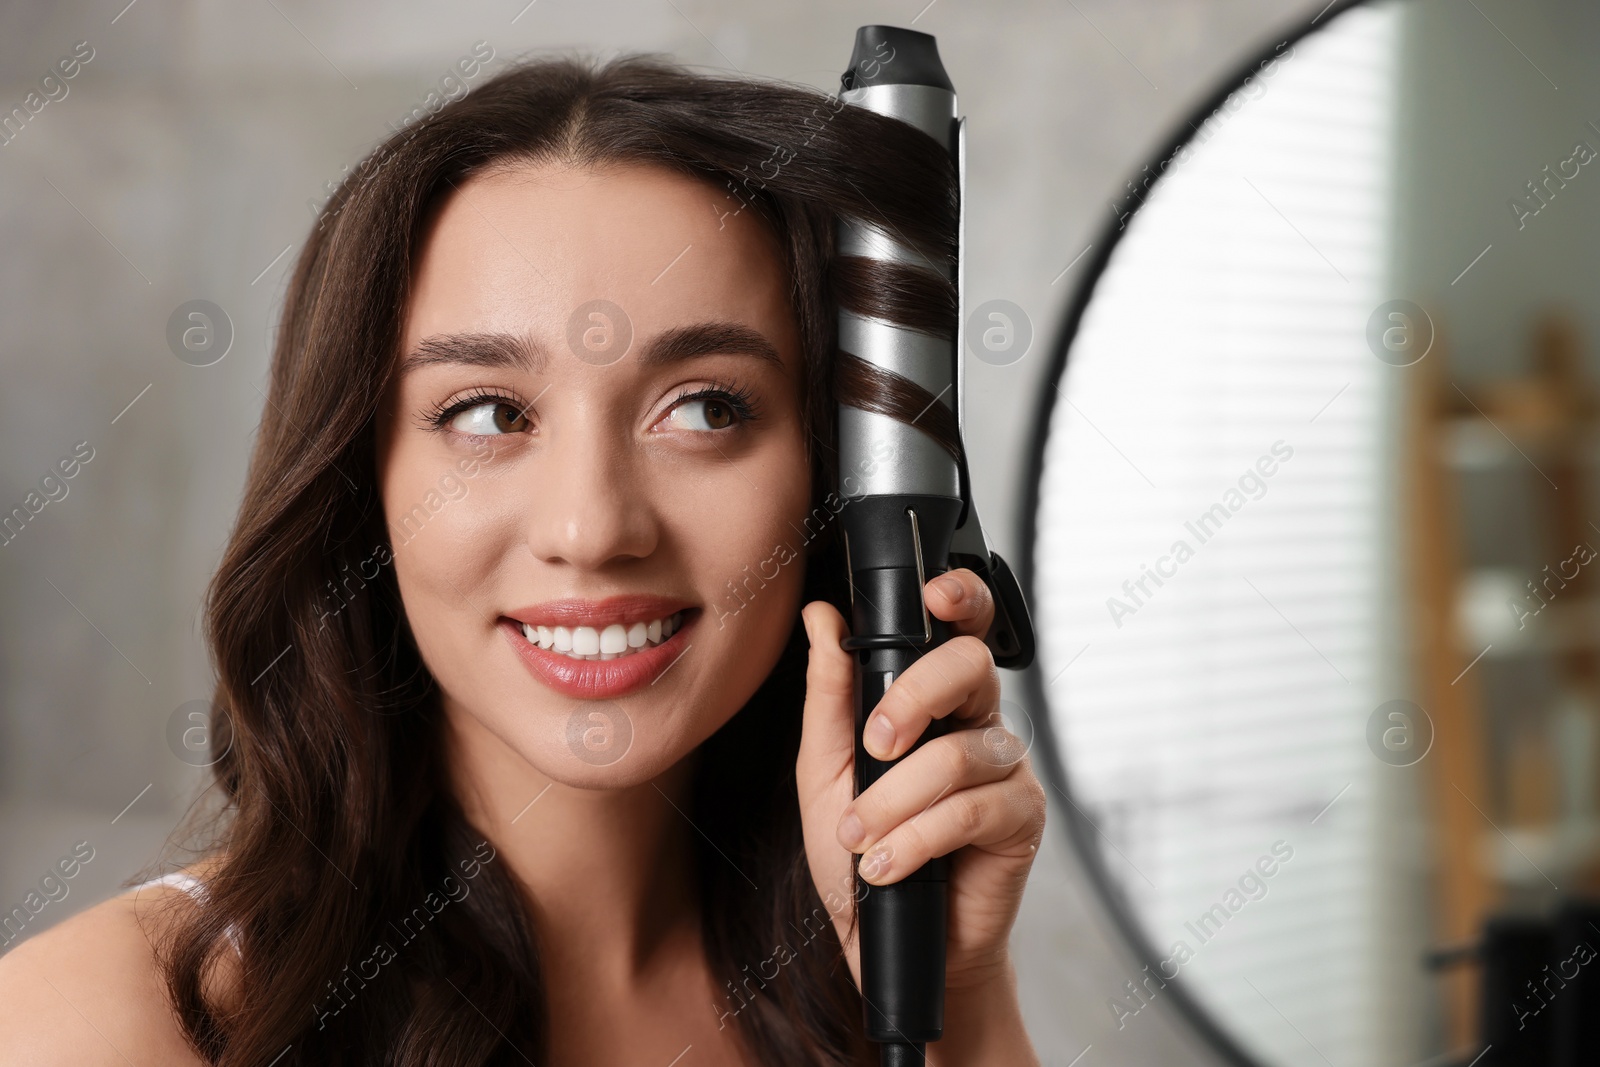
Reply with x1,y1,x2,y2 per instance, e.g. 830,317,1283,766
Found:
1394,0,1600,383
0,0,1324,1062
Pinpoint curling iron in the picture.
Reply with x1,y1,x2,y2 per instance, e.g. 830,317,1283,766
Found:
834,24,1037,1066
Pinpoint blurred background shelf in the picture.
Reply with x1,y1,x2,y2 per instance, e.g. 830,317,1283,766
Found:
1407,309,1600,1048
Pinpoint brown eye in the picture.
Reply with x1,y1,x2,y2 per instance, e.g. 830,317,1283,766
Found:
664,395,746,433
667,397,733,432
657,385,758,434
493,403,529,433
449,401,528,436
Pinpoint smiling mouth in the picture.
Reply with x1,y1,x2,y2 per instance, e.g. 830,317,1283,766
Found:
514,609,692,661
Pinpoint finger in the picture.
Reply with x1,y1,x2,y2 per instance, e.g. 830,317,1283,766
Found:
924,567,995,642
796,600,857,794
861,635,998,761
836,729,1016,853
856,777,1043,885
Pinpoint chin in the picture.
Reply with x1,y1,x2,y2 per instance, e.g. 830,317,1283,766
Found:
462,686,721,792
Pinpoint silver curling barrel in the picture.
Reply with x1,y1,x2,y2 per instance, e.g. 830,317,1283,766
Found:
835,23,961,1066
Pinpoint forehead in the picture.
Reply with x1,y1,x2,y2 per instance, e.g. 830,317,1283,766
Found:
402,159,794,356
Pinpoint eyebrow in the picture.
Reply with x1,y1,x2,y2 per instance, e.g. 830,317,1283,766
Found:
399,321,783,376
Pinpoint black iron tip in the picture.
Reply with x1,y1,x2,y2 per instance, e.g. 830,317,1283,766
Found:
841,25,953,92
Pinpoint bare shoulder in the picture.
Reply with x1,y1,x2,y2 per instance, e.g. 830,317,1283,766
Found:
0,878,212,1065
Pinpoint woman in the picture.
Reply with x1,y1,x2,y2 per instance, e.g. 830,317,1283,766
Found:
0,51,1045,1065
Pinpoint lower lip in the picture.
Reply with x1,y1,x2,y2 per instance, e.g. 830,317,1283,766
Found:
499,611,699,700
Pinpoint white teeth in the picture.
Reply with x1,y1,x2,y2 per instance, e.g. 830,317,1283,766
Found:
521,611,686,661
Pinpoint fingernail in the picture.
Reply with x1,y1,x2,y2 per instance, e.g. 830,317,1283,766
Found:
933,574,964,604
860,845,892,882
837,809,865,850
865,713,896,759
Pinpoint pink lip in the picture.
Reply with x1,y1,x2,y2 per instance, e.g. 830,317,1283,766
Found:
503,594,697,631
499,608,699,700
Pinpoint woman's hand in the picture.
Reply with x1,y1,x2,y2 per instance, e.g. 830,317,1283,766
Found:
796,568,1045,1063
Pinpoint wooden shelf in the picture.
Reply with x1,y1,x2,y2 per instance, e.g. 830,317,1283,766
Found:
1405,311,1598,1045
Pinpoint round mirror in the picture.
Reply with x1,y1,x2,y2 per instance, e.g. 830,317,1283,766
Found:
1025,0,1600,1063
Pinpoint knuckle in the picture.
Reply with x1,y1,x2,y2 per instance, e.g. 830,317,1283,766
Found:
951,635,995,674
938,734,975,779
855,786,890,831
895,819,929,861
979,726,1025,767
951,792,985,838
882,680,921,724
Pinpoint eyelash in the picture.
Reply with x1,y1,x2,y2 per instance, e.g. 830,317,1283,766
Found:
668,378,763,428
420,379,762,437
422,386,533,435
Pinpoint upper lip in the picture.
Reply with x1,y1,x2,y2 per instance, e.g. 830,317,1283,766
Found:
502,595,697,631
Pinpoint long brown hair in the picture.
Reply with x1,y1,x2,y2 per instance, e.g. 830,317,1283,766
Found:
157,50,959,1065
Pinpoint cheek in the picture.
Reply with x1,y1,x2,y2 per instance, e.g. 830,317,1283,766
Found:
381,444,509,671
691,429,813,649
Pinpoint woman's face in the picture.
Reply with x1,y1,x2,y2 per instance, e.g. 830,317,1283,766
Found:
375,160,813,787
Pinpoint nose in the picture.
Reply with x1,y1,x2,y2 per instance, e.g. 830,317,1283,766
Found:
521,403,660,570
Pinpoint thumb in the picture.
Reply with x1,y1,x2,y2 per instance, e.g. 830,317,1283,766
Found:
796,600,857,802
